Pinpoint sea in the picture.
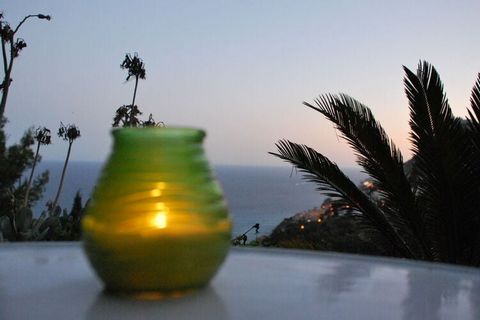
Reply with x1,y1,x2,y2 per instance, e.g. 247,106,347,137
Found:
32,161,367,237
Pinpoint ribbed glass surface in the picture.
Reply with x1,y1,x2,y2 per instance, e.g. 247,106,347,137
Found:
82,127,232,295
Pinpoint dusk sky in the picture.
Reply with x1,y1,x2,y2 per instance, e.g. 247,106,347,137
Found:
3,1,480,166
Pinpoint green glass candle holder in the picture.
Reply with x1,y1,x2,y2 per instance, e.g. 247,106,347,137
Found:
82,127,232,297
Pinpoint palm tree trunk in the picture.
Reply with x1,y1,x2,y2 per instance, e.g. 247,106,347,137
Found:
130,76,139,125
24,140,41,207
51,141,72,211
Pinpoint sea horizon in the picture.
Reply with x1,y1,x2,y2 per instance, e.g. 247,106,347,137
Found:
30,160,367,237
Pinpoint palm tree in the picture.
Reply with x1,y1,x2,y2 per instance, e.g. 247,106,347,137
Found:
51,123,80,212
271,61,480,266
23,126,51,207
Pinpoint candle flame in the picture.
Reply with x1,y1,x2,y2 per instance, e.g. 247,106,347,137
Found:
150,189,161,197
152,212,167,229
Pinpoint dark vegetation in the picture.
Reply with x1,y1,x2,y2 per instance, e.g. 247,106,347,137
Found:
268,214,392,256
50,123,81,211
113,53,163,128
0,30,162,240
0,12,86,241
231,223,260,246
0,12,50,119
271,61,480,267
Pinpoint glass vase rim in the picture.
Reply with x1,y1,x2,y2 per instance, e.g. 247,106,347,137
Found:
111,126,206,141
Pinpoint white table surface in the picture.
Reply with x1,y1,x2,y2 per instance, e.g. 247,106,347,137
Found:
0,243,479,320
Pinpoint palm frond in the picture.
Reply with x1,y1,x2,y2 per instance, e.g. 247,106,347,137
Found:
465,73,480,265
346,213,401,257
467,73,480,151
404,61,478,264
303,94,430,259
270,139,417,258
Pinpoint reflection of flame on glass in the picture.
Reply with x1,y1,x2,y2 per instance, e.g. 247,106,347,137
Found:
152,212,167,229
150,189,161,197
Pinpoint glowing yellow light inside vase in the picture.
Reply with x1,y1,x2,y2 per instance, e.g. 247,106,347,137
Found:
152,212,168,229
150,189,161,197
